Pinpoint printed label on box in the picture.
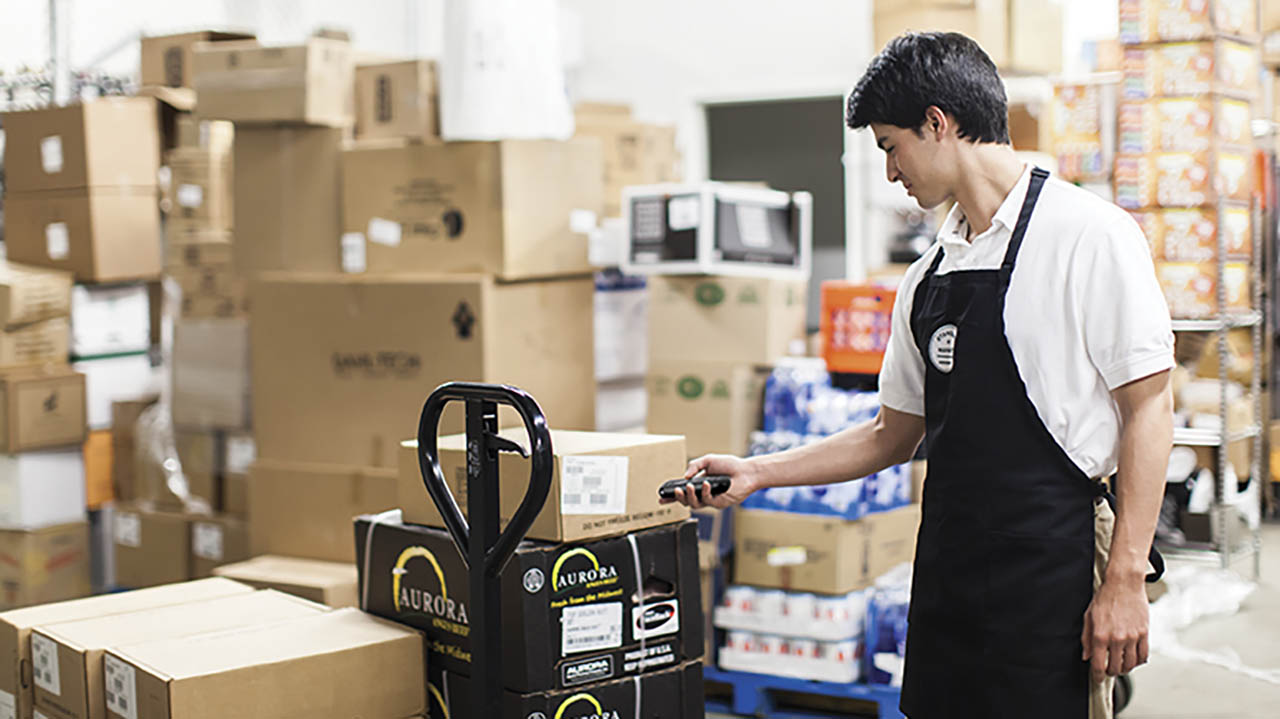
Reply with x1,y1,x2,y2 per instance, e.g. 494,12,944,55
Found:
0,688,15,719
30,633,60,696
225,435,256,475
569,208,598,234
667,196,700,231
104,654,137,719
45,223,69,260
40,136,63,174
114,512,142,548
562,602,623,655
176,184,204,208
767,546,808,567
560,455,628,515
367,218,402,247
341,233,367,273
632,599,680,640
192,522,224,560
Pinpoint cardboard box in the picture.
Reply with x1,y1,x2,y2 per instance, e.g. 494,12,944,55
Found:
646,360,769,458
3,190,162,283
0,317,69,370
355,60,439,141
1114,151,1253,209
429,660,703,719
355,515,701,692
1007,0,1064,75
248,460,396,562
169,266,248,320
1157,260,1251,318
1118,97,1254,154
733,504,922,594
341,139,602,279
232,126,343,274
189,516,250,578
1118,0,1257,43
164,148,232,230
0,449,85,531
1130,205,1252,261
171,318,250,430
221,472,247,516
30,590,324,719
193,37,355,127
0,523,89,611
250,273,595,467
70,284,151,359
102,608,423,719
0,367,86,453
0,578,251,719
1122,40,1259,99
0,263,73,328
397,429,689,542
109,396,159,502
173,117,234,155
83,430,113,510
162,230,233,270
140,31,255,89
211,555,358,608
1,99,160,193
873,2,1008,63
112,504,193,588
648,276,807,365
574,105,682,218
1050,82,1112,183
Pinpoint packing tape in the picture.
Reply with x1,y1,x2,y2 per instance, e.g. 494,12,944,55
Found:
626,532,646,696
360,508,403,610
633,674,642,719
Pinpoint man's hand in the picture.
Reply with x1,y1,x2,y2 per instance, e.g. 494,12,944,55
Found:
1082,575,1150,682
659,454,760,510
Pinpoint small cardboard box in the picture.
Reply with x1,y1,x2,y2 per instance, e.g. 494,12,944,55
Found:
1,99,160,193
3,190,162,283
102,609,424,719
1122,39,1259,99
646,360,769,458
30,590,324,719
193,37,355,127
0,317,70,370
355,60,439,141
0,263,73,328
189,515,250,578
340,139,602,279
0,449,86,531
171,318,250,430
248,459,397,563
140,31,255,89
1118,0,1258,43
733,504,922,594
648,275,807,365
212,555,359,608
355,515,701,693
397,429,688,542
0,367,87,453
111,504,193,589
0,578,251,719
0,522,89,611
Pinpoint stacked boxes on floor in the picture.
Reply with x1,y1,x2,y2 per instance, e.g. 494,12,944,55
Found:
1114,0,1260,319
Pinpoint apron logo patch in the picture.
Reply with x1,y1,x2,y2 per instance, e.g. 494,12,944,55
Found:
928,324,957,373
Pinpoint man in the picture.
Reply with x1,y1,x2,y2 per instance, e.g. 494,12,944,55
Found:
663,32,1173,718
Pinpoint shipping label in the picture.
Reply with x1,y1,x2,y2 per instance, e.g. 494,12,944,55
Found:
562,602,623,655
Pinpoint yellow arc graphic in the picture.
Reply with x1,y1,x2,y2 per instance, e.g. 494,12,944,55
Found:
428,683,449,719
554,693,603,719
392,546,447,612
551,548,599,592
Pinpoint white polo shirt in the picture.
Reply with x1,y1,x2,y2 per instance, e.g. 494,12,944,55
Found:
879,166,1175,479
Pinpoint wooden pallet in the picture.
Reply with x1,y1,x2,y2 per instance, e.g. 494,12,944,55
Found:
704,666,904,719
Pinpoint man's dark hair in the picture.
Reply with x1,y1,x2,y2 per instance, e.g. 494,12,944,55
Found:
846,32,1010,145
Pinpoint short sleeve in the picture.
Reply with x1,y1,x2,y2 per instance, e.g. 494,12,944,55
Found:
1081,213,1175,390
878,251,933,416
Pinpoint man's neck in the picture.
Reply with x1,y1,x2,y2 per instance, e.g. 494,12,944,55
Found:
951,145,1025,241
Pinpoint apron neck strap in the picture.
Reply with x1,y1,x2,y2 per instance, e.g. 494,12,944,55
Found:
1000,166,1050,274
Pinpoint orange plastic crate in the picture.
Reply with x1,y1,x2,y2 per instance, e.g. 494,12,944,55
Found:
821,281,896,375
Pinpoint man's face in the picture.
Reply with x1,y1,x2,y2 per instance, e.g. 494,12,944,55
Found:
870,122,950,209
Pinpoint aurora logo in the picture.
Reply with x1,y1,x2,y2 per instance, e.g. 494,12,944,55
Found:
551,548,618,595
392,546,469,625
554,693,620,719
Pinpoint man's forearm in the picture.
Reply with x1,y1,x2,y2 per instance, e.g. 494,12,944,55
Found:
749,408,924,491
1107,373,1174,583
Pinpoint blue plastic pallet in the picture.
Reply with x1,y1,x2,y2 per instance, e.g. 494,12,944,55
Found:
704,666,904,719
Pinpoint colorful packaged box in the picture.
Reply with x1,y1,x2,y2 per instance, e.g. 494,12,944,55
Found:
1118,97,1253,153
1122,40,1258,99
1130,206,1252,262
1114,151,1252,208
1156,260,1250,318
1118,0,1258,44
1050,82,1112,183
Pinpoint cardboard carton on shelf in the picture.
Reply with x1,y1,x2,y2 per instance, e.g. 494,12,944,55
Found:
646,360,769,459
0,367,86,453
1129,205,1252,262
1118,96,1253,154
1156,260,1250,319
1113,151,1253,209
211,555,358,607
397,429,689,541
0,449,86,531
193,36,354,127
648,275,807,365
140,31,255,89
354,59,440,141
3,190,162,283
1118,0,1258,44
1122,39,1259,99
0,522,90,611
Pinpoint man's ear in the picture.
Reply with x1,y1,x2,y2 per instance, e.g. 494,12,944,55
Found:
923,106,948,139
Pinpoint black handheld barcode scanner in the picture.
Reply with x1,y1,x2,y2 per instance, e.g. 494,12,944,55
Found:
417,382,553,718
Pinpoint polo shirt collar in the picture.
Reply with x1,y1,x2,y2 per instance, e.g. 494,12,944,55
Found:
936,164,1033,248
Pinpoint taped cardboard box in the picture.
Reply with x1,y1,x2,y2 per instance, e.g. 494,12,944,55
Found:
1118,0,1257,43
649,275,807,365
0,317,69,370
733,504,922,595
3,189,162,283
355,60,440,141
646,360,769,458
340,139,603,279
140,31,255,89
102,608,423,719
397,429,688,542
171,318,250,431
0,263,72,328
0,578,251,719
0,449,86,531
1,98,159,193
232,126,343,274
0,367,86,453
1122,40,1259,99
212,555,358,607
112,504,194,588
189,515,250,578
0,522,89,611
249,459,396,563
1130,205,1252,262
355,514,701,693
193,37,354,127
30,590,324,719
251,273,595,467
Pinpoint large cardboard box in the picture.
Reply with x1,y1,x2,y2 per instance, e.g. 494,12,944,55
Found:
248,460,396,563
193,37,355,127
0,523,89,611
0,449,85,531
232,126,343,274
1,99,159,193
574,104,682,219
189,516,250,578
30,591,324,719
341,139,603,279
102,609,423,719
251,273,595,467
0,264,73,328
164,148,232,230
112,504,192,588
0,578,251,719
732,504,922,594
171,318,250,430
646,360,769,458
4,190,162,283
397,429,689,541
355,60,439,141
648,275,807,364
873,1,1009,66
356,515,701,693
212,555,358,607
0,317,70,370
0,367,87,453
140,31,255,89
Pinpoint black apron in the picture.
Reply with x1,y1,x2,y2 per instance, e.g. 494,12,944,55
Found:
900,168,1097,718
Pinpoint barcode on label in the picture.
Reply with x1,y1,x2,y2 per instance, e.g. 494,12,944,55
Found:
560,456,628,516
104,654,137,719
561,602,623,656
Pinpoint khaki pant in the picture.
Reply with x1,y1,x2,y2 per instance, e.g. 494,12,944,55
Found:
1091,498,1117,719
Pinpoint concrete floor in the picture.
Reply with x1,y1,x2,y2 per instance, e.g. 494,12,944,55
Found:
709,523,1280,718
